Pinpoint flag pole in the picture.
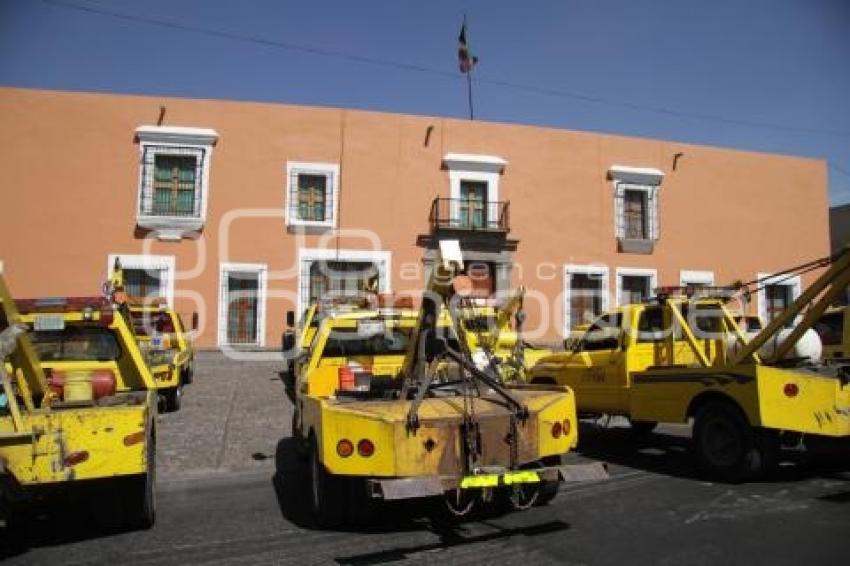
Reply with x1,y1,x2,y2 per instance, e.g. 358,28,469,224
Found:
467,66,474,120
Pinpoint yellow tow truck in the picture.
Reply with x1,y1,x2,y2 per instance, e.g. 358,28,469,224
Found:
290,242,606,526
530,250,850,481
108,259,194,412
127,300,195,412
0,269,157,529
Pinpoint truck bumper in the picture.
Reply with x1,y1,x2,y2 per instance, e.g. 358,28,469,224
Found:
368,461,608,500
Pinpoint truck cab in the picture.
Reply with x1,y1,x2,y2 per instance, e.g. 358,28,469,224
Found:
530,301,720,416
127,301,196,412
1,281,158,530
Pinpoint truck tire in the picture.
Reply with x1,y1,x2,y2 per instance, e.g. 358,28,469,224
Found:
291,411,307,458
535,455,562,506
163,386,182,413
692,401,763,482
308,436,347,527
182,361,194,385
121,433,156,529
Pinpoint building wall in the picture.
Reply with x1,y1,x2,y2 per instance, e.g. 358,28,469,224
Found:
0,87,831,347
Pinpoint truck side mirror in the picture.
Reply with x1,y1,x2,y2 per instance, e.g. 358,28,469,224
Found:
191,312,199,331
286,310,295,328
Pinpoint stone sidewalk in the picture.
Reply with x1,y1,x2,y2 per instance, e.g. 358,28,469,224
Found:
155,351,293,480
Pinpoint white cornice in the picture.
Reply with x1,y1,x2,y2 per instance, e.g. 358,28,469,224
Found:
443,153,507,174
608,165,664,185
135,126,218,146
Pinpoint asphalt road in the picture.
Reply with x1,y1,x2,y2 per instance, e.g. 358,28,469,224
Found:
4,422,850,566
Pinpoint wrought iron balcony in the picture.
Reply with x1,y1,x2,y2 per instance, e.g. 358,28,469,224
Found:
429,198,510,233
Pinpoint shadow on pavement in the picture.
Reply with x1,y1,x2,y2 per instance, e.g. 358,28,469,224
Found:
333,519,570,565
576,421,850,484
0,479,147,559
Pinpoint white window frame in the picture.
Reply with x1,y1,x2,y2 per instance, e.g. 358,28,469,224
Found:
106,254,176,306
297,248,391,317
609,165,664,250
285,161,340,230
615,267,658,306
563,265,610,334
218,262,268,347
679,270,715,287
443,153,507,223
135,126,218,241
757,272,802,324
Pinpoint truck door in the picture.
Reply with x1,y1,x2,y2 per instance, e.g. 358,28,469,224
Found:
574,312,628,413
629,305,678,375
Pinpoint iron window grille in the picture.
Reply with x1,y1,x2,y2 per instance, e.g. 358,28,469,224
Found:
614,182,659,242
139,145,205,218
429,198,510,232
288,169,336,226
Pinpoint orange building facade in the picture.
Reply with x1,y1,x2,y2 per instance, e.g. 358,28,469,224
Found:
0,87,831,348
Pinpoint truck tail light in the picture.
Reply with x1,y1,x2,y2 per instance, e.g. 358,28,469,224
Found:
64,451,89,467
337,439,354,458
338,366,372,393
562,418,572,436
551,421,563,439
357,439,375,457
338,367,355,391
784,383,799,397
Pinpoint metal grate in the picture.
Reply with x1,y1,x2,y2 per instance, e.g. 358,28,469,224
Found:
429,198,510,232
139,145,205,218
614,182,658,241
288,169,335,223
224,272,259,345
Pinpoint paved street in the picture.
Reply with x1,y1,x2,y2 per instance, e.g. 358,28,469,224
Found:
3,353,850,565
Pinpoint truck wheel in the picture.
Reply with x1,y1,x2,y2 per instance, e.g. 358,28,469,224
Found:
122,433,156,529
164,386,182,413
291,411,307,458
629,419,658,436
693,401,762,482
535,455,562,506
182,361,194,385
308,436,347,527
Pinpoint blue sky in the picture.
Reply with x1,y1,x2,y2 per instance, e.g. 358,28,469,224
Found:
2,0,849,203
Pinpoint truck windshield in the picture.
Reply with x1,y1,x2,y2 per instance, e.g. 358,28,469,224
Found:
129,311,175,335
322,327,412,357
582,313,623,351
31,326,121,361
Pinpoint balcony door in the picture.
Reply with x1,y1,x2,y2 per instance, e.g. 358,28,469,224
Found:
459,181,487,229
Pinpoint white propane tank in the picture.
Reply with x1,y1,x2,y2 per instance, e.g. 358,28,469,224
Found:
727,328,822,362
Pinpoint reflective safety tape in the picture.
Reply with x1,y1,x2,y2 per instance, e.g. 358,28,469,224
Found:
459,470,541,489
461,474,499,488
503,470,540,485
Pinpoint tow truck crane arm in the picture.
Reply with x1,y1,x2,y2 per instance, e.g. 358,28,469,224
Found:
401,241,529,432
